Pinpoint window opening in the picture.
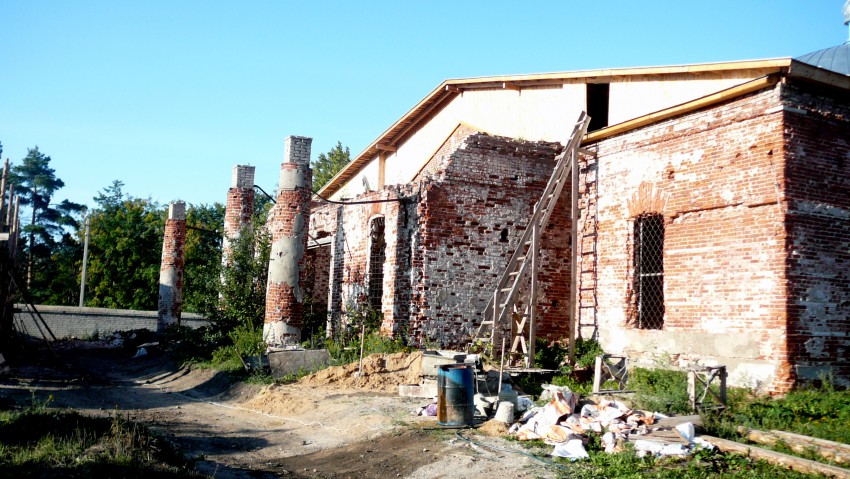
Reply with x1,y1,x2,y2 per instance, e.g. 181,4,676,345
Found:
634,213,664,329
587,83,610,132
367,217,386,312
500,228,509,243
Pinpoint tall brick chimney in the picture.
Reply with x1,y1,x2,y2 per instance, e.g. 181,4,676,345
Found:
264,136,312,348
222,165,256,267
158,201,187,333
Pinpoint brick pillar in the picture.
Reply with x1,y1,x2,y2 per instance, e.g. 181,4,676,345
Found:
222,165,256,267
264,136,312,348
158,201,187,333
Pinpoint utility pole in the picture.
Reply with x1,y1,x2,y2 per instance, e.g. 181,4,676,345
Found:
79,216,90,307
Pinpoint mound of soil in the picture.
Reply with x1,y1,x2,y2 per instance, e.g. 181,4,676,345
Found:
298,351,423,392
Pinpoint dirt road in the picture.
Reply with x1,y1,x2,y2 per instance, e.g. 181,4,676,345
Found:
0,349,556,478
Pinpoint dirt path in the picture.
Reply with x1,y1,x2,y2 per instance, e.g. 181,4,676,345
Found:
0,349,556,478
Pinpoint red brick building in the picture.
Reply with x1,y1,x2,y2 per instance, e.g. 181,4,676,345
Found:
296,58,849,392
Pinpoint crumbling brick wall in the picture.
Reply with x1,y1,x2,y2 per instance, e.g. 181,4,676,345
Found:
781,80,850,388
308,131,568,348
586,85,792,392
309,186,418,338
409,132,568,347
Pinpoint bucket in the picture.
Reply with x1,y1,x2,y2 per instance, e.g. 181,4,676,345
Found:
437,364,475,426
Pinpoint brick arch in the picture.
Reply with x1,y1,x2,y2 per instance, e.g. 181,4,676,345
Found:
627,182,670,218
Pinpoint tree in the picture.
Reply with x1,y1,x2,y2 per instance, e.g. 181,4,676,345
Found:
10,147,85,298
84,181,164,310
182,202,225,315
311,141,350,193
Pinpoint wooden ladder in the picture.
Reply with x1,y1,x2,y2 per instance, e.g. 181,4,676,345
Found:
473,112,590,367
577,149,600,341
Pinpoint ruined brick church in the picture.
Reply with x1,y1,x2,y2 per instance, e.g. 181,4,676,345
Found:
233,36,849,393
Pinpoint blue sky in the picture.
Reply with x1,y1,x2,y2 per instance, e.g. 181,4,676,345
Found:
0,1,846,212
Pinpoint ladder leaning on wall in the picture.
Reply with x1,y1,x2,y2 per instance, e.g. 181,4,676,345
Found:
472,112,590,368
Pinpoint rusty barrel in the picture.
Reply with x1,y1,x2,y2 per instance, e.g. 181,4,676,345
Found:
437,364,475,426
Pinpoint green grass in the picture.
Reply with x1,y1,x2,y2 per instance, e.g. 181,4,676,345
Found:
551,445,822,479
0,397,203,478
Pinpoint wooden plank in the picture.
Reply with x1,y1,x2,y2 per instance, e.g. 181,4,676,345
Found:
702,435,850,479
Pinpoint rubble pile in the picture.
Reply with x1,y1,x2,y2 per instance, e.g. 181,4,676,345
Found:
509,386,713,460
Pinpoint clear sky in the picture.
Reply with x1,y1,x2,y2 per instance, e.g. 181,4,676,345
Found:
1,1,846,212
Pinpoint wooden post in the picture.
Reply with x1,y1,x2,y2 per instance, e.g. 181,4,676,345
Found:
688,370,697,412
528,223,538,368
592,355,603,393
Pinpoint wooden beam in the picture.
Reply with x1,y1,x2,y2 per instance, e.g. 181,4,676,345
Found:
702,435,850,479
377,152,387,189
392,90,458,146
375,144,397,152
737,427,850,465
502,81,522,91
445,85,462,92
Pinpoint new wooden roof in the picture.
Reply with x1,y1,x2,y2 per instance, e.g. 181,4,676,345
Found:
319,58,796,197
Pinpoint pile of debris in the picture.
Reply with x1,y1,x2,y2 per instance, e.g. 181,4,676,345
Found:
508,386,711,460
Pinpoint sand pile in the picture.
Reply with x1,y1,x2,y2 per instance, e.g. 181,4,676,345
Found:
298,351,423,392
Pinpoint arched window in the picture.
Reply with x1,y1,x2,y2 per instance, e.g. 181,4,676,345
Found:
634,213,664,329
367,217,386,312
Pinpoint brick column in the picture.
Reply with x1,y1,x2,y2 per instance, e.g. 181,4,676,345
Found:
158,201,187,333
264,136,312,348
222,165,256,267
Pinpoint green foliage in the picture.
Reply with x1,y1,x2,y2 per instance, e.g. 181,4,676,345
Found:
182,203,224,314
0,405,202,477
84,181,164,310
10,146,85,303
311,141,350,193
628,367,691,415
533,338,605,374
703,380,850,445
208,219,270,333
551,446,819,479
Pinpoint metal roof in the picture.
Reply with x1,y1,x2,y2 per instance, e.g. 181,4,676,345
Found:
797,43,850,76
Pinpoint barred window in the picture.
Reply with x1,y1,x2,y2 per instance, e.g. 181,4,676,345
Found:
634,214,664,329
367,217,386,311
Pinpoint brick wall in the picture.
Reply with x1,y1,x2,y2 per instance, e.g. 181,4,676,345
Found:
781,80,850,388
310,186,418,338
308,130,567,348
409,131,567,347
586,85,792,391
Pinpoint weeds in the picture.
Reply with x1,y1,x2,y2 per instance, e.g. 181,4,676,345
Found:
0,403,202,478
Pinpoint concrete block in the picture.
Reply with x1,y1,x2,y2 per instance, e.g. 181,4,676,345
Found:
399,379,438,398
268,349,330,379
421,350,466,377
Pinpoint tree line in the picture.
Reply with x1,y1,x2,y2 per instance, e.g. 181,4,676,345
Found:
1,140,350,316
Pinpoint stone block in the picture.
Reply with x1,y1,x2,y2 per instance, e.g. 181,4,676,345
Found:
268,349,330,379
399,379,437,398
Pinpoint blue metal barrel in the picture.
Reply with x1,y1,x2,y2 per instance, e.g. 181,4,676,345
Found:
437,364,474,426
